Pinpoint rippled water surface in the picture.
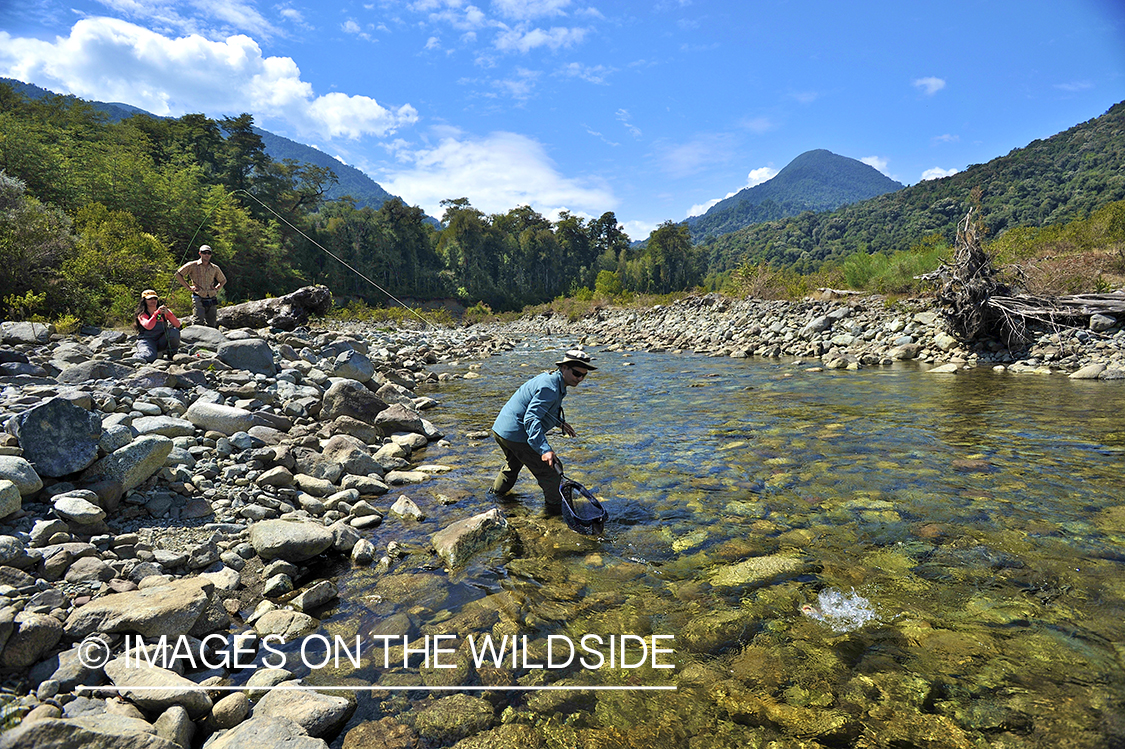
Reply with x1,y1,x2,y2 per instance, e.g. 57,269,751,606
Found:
318,342,1125,747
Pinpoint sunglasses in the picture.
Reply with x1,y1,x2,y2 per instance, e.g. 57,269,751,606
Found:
570,368,588,379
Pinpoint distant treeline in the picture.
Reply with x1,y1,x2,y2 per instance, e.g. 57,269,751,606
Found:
0,83,707,324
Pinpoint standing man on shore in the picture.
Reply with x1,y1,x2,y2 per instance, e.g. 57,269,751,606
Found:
174,245,227,327
489,349,596,513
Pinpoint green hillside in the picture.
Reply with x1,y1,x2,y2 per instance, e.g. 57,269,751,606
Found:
702,101,1125,275
687,149,904,240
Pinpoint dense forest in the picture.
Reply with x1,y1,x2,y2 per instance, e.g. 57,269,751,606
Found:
702,101,1125,277
0,83,708,324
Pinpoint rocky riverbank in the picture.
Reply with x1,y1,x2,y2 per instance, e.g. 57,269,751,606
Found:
0,288,1121,749
507,292,1125,379
0,305,526,749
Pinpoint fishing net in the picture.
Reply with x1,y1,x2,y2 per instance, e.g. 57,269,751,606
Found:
559,478,608,536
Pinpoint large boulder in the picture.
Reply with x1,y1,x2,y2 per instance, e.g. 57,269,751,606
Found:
253,681,356,737
374,404,426,436
0,718,181,749
320,379,388,424
55,360,135,384
321,435,383,477
12,397,103,477
0,321,53,344
202,716,329,749
0,611,64,669
64,578,214,639
215,285,333,331
82,435,173,492
217,339,276,376
104,657,214,718
431,508,511,568
0,456,44,496
184,401,256,435
179,325,229,348
333,350,374,383
250,519,335,562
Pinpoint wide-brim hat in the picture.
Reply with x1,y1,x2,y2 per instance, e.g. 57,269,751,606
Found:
555,349,597,370
141,289,159,299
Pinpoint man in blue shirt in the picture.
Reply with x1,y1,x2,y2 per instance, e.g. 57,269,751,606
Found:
490,349,596,512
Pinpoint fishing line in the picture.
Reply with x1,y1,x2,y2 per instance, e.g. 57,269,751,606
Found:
172,188,436,329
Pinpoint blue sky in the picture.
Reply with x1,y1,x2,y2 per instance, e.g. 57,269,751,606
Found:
1,1,1123,240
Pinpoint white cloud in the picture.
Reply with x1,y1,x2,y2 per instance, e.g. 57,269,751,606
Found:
744,166,777,187
425,36,442,50
559,62,612,84
913,76,946,95
685,166,776,218
0,18,418,140
622,218,656,241
616,109,641,138
686,198,721,218
494,25,588,52
861,156,890,175
1055,80,1093,92
97,0,280,38
379,129,616,220
932,133,959,144
493,67,541,99
492,0,572,21
921,166,959,181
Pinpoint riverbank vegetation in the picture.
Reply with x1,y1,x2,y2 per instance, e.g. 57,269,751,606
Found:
2,82,1122,329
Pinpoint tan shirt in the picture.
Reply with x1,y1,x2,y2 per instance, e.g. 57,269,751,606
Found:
175,260,227,298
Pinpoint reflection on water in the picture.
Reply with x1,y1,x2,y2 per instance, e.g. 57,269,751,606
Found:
317,345,1125,747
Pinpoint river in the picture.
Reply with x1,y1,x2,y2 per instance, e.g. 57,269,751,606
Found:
314,340,1125,747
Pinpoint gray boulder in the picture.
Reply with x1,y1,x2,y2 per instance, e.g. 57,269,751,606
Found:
320,435,383,477
0,718,181,749
202,716,329,749
217,339,276,376
249,519,335,562
179,325,229,348
83,435,173,492
55,360,135,384
333,350,374,383
64,578,213,639
0,320,53,344
0,456,43,496
320,379,388,424
431,508,511,568
253,681,355,738
184,401,256,435
374,403,426,436
0,611,64,669
131,416,195,438
105,657,213,719
13,397,103,477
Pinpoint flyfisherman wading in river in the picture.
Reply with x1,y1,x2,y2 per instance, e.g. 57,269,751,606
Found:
489,349,596,513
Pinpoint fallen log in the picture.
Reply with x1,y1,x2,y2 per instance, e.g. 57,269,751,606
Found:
214,285,333,331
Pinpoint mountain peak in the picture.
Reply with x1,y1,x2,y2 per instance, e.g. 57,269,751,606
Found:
687,149,904,240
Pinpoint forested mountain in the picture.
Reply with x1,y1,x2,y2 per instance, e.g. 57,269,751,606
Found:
687,149,904,240
0,78,409,214
703,101,1125,275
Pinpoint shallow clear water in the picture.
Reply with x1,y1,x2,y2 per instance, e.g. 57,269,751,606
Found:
314,342,1125,746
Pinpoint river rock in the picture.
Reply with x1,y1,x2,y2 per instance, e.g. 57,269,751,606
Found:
250,519,335,562
374,404,425,436
1090,313,1117,332
52,493,106,525
710,554,811,588
203,715,329,749
320,379,388,424
64,577,213,639
179,325,229,348
184,401,256,435
104,657,213,718
431,508,510,568
82,435,174,493
254,680,355,737
217,338,276,376
55,360,135,384
131,415,195,438
321,435,383,477
0,718,181,749
13,397,104,477
252,609,319,639
333,350,375,382
1,320,54,344
413,693,494,744
0,456,42,496
1070,363,1106,380
0,480,19,519
0,611,65,669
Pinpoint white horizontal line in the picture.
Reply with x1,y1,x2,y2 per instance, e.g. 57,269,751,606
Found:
79,685,677,692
